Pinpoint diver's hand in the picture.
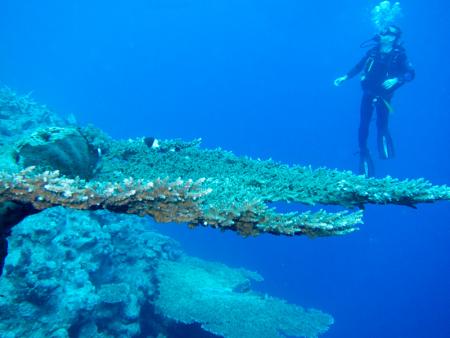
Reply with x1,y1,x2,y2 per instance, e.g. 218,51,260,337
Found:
334,75,348,87
382,78,399,89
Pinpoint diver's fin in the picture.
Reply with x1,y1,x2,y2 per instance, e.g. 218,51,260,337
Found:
359,151,375,177
378,135,395,159
382,98,395,114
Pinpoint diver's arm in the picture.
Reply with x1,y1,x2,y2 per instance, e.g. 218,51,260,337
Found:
334,49,372,86
335,54,369,86
346,53,369,79
334,56,365,86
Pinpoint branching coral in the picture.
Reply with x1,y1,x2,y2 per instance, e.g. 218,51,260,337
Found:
0,167,362,237
259,166,450,208
93,138,450,210
1,164,449,238
0,167,210,224
1,89,449,239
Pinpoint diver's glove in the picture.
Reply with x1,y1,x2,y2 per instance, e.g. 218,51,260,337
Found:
382,77,399,89
334,75,348,87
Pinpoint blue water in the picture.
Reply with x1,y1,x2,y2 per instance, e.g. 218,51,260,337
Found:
1,1,449,337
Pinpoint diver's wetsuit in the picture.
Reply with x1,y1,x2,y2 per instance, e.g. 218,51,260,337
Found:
346,44,415,176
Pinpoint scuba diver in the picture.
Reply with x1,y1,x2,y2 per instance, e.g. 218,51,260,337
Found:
334,25,415,177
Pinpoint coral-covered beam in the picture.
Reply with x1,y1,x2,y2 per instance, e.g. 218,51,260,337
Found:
262,167,450,208
0,167,209,223
0,168,362,238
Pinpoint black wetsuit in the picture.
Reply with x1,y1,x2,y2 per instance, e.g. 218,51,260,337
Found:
347,44,415,175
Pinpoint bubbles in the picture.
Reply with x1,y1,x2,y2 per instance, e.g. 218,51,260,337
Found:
371,1,403,32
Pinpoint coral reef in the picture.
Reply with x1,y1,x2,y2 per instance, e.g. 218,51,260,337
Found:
156,257,333,338
0,167,364,237
0,87,68,141
1,148,449,238
0,88,67,173
94,137,450,210
0,88,449,241
0,167,210,224
0,85,448,338
0,208,333,338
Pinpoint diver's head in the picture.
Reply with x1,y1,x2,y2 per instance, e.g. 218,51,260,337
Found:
360,25,402,48
378,25,402,45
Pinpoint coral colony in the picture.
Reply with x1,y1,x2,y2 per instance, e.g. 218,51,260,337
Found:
0,87,448,338
0,86,448,238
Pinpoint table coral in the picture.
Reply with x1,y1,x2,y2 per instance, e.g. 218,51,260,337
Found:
1,88,449,240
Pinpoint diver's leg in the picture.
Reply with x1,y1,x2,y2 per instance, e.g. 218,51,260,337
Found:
376,97,395,159
358,93,375,176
